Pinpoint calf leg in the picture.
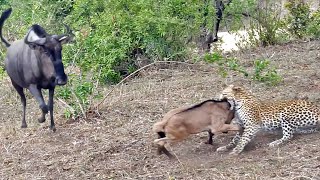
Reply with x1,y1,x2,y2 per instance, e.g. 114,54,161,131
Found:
12,81,27,128
156,132,175,159
205,130,214,145
48,88,56,132
28,85,48,123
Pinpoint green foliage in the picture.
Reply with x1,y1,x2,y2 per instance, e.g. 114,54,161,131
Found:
204,53,282,86
307,9,320,38
253,59,282,86
56,74,96,119
0,0,209,119
64,0,205,84
285,0,311,38
204,53,248,78
223,0,288,46
0,66,5,79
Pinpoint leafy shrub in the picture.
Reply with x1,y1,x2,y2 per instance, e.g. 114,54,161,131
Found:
204,53,282,86
56,74,96,119
223,0,288,47
64,0,205,84
285,0,311,38
307,9,320,38
253,59,282,86
204,52,248,78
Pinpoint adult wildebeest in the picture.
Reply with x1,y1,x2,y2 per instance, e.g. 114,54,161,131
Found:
0,8,73,132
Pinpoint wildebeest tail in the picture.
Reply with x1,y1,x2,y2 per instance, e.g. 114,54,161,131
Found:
0,8,12,47
152,120,167,135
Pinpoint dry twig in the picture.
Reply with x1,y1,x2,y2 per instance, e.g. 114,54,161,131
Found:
92,61,195,112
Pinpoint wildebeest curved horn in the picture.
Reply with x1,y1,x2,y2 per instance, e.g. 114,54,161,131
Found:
54,23,74,43
63,23,73,35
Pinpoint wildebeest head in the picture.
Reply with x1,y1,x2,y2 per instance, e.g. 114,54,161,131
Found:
24,24,72,86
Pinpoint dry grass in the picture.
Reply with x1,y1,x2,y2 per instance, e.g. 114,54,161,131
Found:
1,40,320,179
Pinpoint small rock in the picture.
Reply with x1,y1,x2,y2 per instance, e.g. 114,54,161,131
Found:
270,173,276,178
44,161,53,166
279,171,289,177
62,166,71,171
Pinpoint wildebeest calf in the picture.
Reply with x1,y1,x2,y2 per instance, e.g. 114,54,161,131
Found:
0,8,73,132
153,98,241,159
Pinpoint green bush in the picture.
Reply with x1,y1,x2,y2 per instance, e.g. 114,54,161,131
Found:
204,52,248,78
285,0,311,38
204,53,282,86
0,0,211,119
307,9,320,38
56,74,96,119
253,59,282,86
223,0,288,46
64,0,205,84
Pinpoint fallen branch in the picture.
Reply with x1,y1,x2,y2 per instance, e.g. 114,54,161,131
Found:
92,60,195,112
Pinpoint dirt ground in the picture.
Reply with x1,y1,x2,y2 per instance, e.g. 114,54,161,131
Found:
1,40,320,180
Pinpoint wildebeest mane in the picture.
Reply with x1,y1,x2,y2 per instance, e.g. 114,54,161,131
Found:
179,98,230,113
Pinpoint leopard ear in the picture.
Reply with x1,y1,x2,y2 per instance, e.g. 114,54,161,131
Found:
232,86,242,91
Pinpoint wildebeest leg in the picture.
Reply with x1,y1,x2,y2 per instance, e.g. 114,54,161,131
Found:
11,81,27,128
48,88,56,132
28,85,48,123
213,0,224,42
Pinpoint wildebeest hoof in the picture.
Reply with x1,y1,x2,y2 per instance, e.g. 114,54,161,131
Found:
38,117,46,123
21,124,27,128
50,126,56,132
40,105,49,114
204,140,213,145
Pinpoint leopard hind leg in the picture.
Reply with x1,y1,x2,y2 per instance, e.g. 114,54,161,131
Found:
269,120,295,147
295,126,318,134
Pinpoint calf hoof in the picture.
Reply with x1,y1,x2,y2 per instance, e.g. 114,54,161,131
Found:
38,117,46,123
40,105,49,114
216,146,228,152
205,140,213,145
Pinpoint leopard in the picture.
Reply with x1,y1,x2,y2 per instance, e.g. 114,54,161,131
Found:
216,84,320,155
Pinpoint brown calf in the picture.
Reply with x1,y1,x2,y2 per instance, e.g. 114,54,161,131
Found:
152,99,240,159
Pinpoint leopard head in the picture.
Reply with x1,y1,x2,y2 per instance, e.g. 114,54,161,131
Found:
219,85,253,109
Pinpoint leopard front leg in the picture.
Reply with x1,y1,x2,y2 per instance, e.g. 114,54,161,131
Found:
269,121,294,147
229,125,260,155
216,132,241,152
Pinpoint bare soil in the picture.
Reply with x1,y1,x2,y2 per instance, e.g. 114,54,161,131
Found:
1,40,320,180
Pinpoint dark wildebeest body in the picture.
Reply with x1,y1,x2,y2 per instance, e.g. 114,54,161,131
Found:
0,8,73,132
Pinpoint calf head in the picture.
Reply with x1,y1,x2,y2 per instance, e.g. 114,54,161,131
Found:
24,24,73,86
